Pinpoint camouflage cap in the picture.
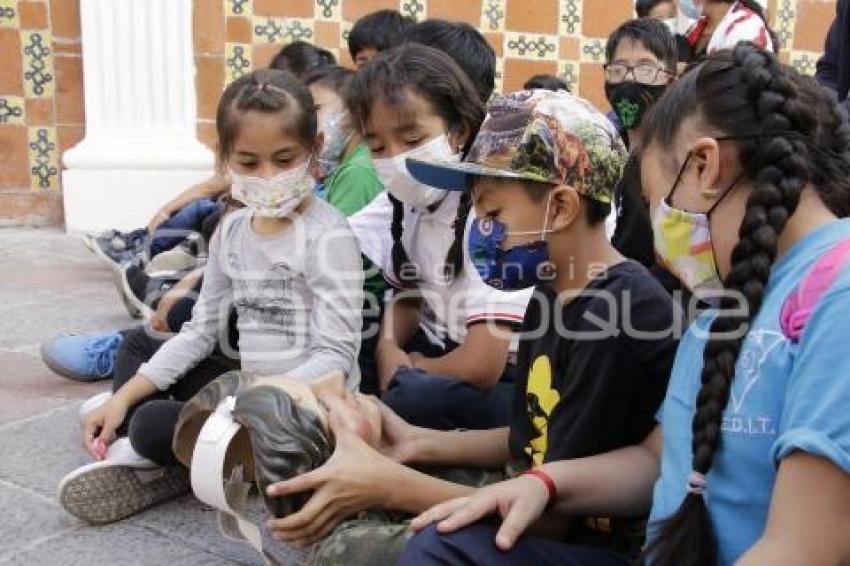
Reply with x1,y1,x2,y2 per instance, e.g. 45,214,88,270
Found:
407,89,627,203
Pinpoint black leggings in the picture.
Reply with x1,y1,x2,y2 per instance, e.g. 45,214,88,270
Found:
113,326,233,466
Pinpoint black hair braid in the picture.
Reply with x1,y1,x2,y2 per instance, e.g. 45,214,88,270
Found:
646,43,815,566
388,192,418,287
804,85,850,218
444,191,471,282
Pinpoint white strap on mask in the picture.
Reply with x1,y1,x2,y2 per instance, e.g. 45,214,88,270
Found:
191,396,272,564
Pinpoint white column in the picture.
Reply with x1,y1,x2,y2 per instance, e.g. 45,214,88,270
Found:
62,0,214,233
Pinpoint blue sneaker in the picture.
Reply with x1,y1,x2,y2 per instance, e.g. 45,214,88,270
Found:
40,332,124,382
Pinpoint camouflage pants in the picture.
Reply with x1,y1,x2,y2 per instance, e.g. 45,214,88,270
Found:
309,467,510,566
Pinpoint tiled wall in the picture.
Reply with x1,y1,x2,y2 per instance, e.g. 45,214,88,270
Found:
0,0,81,225
0,0,839,225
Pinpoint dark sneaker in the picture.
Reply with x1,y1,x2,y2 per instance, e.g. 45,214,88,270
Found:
118,263,180,320
40,331,123,382
87,229,148,268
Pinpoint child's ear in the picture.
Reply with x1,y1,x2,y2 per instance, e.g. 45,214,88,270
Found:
690,136,723,199
549,185,581,231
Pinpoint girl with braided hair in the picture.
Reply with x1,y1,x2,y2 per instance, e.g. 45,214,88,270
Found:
346,44,532,430
404,43,850,565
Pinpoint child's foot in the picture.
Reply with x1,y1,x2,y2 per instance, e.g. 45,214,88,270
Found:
57,438,189,525
86,230,146,268
40,331,123,382
118,263,179,320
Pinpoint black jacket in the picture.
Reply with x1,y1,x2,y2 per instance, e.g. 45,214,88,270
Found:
816,0,850,113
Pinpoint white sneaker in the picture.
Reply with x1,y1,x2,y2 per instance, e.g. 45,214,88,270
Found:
57,438,189,525
78,391,112,423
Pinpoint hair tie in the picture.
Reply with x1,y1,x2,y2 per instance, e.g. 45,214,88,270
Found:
687,471,708,496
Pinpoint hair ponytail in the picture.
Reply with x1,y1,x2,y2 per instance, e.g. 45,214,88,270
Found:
640,42,850,565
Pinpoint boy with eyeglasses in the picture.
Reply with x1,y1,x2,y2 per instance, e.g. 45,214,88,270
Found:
603,19,688,301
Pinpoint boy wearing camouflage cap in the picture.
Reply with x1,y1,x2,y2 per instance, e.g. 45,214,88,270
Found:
267,90,682,565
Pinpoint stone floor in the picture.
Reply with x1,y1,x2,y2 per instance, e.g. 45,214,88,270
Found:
0,228,301,565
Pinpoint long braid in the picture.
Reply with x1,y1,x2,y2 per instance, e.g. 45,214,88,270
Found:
645,43,818,566
388,192,418,287
443,183,471,282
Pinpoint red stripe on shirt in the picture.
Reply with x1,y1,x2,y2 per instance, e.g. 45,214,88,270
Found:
466,312,526,324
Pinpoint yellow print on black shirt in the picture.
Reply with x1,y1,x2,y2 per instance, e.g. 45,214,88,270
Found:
525,355,561,466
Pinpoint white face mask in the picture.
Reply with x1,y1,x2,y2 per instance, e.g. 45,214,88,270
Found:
372,135,459,210
229,160,314,218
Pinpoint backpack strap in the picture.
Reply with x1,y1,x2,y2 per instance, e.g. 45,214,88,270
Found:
780,236,850,342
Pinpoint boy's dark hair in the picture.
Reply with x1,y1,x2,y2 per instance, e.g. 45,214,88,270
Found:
269,41,336,80
347,9,414,59
303,65,355,96
641,43,850,566
523,74,570,92
216,69,317,163
605,18,677,72
405,19,496,103
635,0,674,19
347,44,485,287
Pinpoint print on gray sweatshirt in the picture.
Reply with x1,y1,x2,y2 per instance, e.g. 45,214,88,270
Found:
139,199,364,390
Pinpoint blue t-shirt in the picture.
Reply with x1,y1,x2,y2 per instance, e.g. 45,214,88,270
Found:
648,218,850,564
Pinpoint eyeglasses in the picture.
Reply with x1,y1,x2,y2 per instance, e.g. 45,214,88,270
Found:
603,63,672,84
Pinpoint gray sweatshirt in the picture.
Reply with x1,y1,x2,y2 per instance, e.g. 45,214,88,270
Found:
139,199,364,390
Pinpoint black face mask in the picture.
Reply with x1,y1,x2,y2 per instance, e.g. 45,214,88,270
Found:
604,81,668,130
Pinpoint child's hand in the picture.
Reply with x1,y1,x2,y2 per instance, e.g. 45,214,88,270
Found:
82,396,129,458
409,474,551,551
376,343,412,394
265,408,400,547
149,285,188,333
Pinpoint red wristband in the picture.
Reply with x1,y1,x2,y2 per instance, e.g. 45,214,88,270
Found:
521,468,557,505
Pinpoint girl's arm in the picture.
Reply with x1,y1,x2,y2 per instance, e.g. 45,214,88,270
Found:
411,323,513,389
285,223,364,381
136,220,234,391
376,292,423,392
738,452,850,566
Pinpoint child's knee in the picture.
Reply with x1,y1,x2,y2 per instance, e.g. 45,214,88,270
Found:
398,524,465,565
127,400,182,466
382,369,453,428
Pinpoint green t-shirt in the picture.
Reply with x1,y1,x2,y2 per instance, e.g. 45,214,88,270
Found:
325,143,383,217
324,143,385,300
